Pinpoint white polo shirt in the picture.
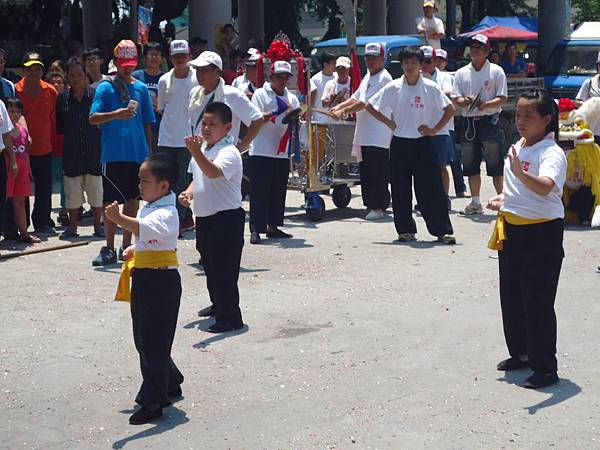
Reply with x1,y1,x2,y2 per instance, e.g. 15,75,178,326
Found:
232,74,258,96
416,16,445,49
188,83,263,142
310,70,337,124
502,137,567,220
189,139,243,217
369,75,452,139
157,68,198,147
250,83,301,159
452,60,508,117
0,99,14,150
136,192,179,252
351,68,393,148
428,69,455,133
576,75,600,136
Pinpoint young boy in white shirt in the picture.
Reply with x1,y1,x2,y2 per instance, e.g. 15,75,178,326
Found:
322,56,352,108
105,153,184,425
180,102,245,333
366,46,456,244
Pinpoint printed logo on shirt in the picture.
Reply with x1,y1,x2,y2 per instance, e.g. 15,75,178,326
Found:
147,239,159,244
521,160,530,172
411,96,424,109
484,80,491,89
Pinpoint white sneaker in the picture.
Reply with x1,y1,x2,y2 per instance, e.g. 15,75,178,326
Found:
460,202,484,215
365,209,384,220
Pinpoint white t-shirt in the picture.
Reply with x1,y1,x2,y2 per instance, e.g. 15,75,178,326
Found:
189,141,243,217
576,75,600,136
416,16,445,49
429,69,455,133
452,60,508,117
351,68,393,148
502,138,567,220
369,75,452,139
188,83,263,142
0,99,14,150
311,71,337,124
250,84,301,159
322,78,351,107
157,69,198,147
136,192,179,252
232,74,258,96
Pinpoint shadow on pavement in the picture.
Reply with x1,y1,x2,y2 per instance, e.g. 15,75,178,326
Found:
258,237,313,249
373,240,461,249
497,372,582,414
111,405,189,449
184,319,249,349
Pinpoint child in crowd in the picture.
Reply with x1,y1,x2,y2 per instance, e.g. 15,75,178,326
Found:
487,90,566,389
5,98,40,243
180,102,245,333
46,71,68,226
106,153,184,425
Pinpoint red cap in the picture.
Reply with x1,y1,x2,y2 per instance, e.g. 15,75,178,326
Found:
114,40,138,68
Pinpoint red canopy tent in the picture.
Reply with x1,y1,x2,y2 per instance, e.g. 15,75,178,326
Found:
459,25,537,41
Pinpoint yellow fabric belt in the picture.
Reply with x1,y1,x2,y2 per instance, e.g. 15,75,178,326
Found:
487,212,551,251
115,250,179,302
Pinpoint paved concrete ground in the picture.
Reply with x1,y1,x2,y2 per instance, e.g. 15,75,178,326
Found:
2,182,600,450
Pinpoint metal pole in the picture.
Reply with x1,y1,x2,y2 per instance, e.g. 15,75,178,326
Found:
363,0,387,36
130,0,138,42
389,0,420,35
537,0,570,75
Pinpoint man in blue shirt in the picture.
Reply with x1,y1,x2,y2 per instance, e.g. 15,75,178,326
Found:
132,42,164,153
90,40,155,266
500,42,527,78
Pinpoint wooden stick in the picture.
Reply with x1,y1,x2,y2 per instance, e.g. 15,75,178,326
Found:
0,240,89,260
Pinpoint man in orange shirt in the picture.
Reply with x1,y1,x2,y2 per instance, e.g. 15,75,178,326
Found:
15,52,58,233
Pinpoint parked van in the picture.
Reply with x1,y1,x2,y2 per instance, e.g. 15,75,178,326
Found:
544,22,600,99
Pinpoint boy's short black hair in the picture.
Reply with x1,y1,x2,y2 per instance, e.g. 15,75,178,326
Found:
190,36,208,46
144,153,179,191
66,56,86,75
83,48,102,61
143,41,164,56
321,51,337,65
204,101,232,124
45,71,65,82
5,97,23,111
400,46,424,63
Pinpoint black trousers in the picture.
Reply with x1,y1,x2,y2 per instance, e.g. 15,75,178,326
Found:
449,130,467,195
249,155,289,233
389,136,453,237
131,268,184,409
196,208,245,327
359,145,390,210
499,219,564,375
29,153,53,230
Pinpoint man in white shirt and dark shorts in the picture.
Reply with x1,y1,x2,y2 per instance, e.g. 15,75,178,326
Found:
452,34,507,215
366,46,456,244
332,42,393,220
417,1,445,49
156,40,198,235
576,51,600,145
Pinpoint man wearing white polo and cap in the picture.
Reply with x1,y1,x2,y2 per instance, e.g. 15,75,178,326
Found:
322,56,352,108
417,1,445,49
248,60,300,245
156,39,198,235
331,42,393,220
576,51,600,145
232,48,261,98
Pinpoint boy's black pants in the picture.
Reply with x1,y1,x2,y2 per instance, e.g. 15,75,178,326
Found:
499,219,564,375
131,268,183,409
359,145,390,210
249,155,289,233
389,136,453,237
196,208,245,327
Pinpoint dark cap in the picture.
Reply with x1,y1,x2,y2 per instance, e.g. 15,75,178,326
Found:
22,52,44,68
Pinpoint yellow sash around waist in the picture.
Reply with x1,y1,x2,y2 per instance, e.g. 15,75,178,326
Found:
115,250,179,302
487,212,551,251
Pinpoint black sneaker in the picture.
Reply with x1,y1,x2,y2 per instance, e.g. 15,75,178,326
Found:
35,225,56,235
207,321,244,333
250,232,261,244
197,305,213,317
129,406,163,425
522,372,559,389
497,357,529,371
92,246,118,266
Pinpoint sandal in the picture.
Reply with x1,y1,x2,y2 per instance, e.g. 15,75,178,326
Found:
19,235,41,244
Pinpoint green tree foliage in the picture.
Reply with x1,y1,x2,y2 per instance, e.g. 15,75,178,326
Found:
571,0,600,23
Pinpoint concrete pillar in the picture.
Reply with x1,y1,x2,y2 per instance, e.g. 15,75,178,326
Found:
446,0,456,37
238,0,264,51
130,0,138,42
188,0,232,51
389,0,421,35
363,0,387,36
82,0,113,49
537,0,570,74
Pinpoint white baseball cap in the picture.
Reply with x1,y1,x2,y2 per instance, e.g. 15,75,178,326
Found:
365,42,384,56
469,33,490,48
188,51,223,70
596,51,600,63
436,49,448,60
170,39,190,56
272,60,293,76
335,56,351,68
420,45,435,60
107,59,117,75
244,48,261,66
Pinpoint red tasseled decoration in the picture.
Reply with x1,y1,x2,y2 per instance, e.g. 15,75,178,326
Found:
296,57,306,96
350,49,362,94
558,98,576,113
